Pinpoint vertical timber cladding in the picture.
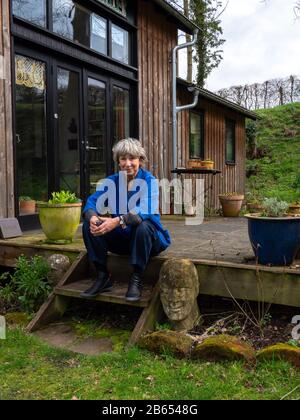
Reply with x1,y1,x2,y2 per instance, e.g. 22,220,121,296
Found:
178,89,246,210
0,0,14,218
137,1,177,179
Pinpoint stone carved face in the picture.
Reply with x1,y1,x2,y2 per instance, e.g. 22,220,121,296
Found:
160,285,196,321
159,259,199,322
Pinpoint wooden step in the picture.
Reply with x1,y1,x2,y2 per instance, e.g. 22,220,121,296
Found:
27,252,164,347
55,278,153,308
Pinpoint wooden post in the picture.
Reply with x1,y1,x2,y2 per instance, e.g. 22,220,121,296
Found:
127,283,164,348
0,0,14,219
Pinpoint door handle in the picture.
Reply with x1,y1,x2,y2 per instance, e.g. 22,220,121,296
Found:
86,146,99,151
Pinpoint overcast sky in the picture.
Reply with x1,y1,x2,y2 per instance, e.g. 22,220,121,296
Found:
179,0,300,91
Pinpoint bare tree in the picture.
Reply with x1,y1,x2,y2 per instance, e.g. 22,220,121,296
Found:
215,75,300,110
295,1,300,17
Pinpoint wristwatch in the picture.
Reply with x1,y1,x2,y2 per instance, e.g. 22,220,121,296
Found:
119,215,127,229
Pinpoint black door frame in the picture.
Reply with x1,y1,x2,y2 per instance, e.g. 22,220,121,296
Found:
109,77,131,174
12,44,134,228
83,69,110,201
52,58,85,198
12,44,54,229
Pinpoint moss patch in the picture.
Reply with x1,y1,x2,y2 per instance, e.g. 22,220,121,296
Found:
72,320,131,352
192,335,256,362
138,330,194,358
4,312,30,327
257,344,300,370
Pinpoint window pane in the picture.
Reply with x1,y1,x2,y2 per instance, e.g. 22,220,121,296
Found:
226,120,235,162
112,24,129,64
190,112,204,159
12,0,46,27
91,14,107,54
15,54,48,212
113,86,130,143
53,0,107,55
57,68,80,196
88,78,107,193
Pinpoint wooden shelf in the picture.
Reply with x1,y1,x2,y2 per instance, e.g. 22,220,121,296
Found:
171,168,221,175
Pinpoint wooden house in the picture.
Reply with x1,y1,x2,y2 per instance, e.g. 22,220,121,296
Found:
0,0,256,229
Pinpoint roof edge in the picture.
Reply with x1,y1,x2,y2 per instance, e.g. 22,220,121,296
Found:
177,78,258,120
152,0,199,34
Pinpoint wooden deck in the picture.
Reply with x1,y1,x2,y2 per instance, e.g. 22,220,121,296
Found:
1,217,300,308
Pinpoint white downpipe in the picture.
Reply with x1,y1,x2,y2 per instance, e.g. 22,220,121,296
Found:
172,29,199,172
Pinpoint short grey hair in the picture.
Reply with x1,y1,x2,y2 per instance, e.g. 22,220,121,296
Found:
112,138,148,164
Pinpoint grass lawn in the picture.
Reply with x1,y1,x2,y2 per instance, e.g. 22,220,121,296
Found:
0,327,300,400
246,102,300,203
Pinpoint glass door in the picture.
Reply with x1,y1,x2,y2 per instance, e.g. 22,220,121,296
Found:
14,53,49,217
112,83,130,143
85,75,108,195
55,64,81,197
14,51,132,222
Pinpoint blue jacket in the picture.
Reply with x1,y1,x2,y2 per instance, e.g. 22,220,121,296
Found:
83,168,171,250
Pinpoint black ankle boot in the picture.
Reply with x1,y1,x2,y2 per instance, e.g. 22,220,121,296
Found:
81,271,113,298
125,272,142,302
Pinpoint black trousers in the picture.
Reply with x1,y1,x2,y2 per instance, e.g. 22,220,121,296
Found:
82,220,164,273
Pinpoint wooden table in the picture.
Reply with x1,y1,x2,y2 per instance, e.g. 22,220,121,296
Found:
171,168,221,176
171,168,222,211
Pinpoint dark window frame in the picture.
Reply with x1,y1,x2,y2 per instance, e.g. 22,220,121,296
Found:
11,0,135,67
225,118,236,165
189,110,205,160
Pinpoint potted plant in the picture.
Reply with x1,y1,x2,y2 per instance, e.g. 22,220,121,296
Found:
245,197,300,266
245,192,263,213
219,192,244,217
288,200,300,216
19,196,36,215
188,160,202,169
37,191,82,244
201,159,214,170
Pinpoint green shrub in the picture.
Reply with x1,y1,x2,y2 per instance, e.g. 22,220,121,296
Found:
48,190,80,204
292,174,300,194
0,255,51,314
19,196,33,201
261,197,289,217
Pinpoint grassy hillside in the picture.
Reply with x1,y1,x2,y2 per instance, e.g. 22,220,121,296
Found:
246,102,300,203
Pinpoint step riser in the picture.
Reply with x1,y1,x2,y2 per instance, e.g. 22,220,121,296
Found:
106,254,165,283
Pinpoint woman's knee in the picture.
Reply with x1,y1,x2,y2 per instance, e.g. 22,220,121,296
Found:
82,220,91,237
135,220,153,237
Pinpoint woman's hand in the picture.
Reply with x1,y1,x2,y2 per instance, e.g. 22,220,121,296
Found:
90,216,120,237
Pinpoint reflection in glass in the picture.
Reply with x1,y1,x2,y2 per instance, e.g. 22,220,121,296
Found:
88,78,106,193
112,24,129,64
12,0,46,27
91,14,107,54
57,68,80,195
190,112,204,159
113,86,129,144
15,54,48,214
225,119,235,163
53,0,107,55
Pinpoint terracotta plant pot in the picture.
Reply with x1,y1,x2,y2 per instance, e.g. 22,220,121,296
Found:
201,160,214,170
288,204,300,216
37,202,82,244
219,194,244,217
247,203,263,213
19,200,36,215
188,160,202,169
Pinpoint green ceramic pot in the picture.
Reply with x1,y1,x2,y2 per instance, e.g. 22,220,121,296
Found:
37,202,82,244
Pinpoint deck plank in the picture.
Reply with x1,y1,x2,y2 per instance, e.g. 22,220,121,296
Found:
55,279,152,308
